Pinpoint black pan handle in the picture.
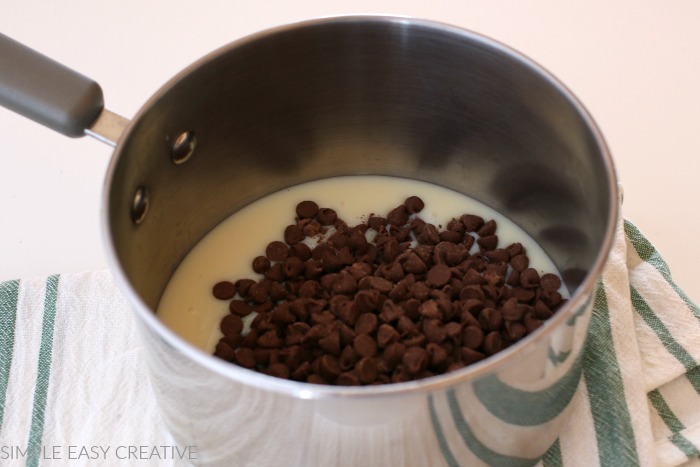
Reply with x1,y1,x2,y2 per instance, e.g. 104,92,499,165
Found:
0,33,104,138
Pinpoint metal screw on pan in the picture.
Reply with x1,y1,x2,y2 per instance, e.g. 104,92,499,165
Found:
170,130,196,164
131,186,149,225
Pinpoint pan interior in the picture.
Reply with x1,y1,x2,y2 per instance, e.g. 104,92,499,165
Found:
107,18,614,313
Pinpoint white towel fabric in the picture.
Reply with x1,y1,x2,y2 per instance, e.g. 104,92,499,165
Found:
1,216,699,466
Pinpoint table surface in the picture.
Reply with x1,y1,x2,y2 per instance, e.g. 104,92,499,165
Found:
1,1,698,302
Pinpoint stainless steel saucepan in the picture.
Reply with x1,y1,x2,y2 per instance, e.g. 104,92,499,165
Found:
0,16,617,466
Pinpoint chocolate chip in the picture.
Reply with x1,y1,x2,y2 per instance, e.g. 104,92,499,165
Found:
478,307,503,332
483,331,502,355
318,354,341,381
520,268,540,289
534,300,554,320
264,302,288,322
377,236,402,262
504,321,527,341
377,324,400,348
382,342,406,371
229,300,253,317
346,262,372,281
337,371,361,386
461,347,485,365
214,341,236,361
220,315,243,336
359,275,393,293
506,242,524,257
212,281,236,300
512,286,535,303
355,313,379,335
510,254,529,272
306,374,328,385
317,208,338,226
460,214,484,232
332,272,358,295
248,281,270,303
477,235,498,251
484,248,509,263
289,242,312,261
387,204,410,226
540,273,562,292
506,269,521,287
419,300,442,320
463,234,475,251
257,330,283,349
355,357,379,384
377,261,405,282
353,334,378,358
477,220,497,237
234,279,254,296
266,362,290,379
266,241,289,261
402,347,428,375
368,216,387,230
502,297,524,321
416,224,440,245
352,289,379,313
284,224,306,244
540,289,564,309
388,275,413,301
391,365,411,383
423,319,446,343
462,325,484,350
332,345,354,372
235,348,257,368
427,263,451,287
264,263,284,281
221,333,243,349
426,343,448,369
282,256,305,279
379,299,404,323
439,229,463,244
396,314,417,335
300,219,323,237
296,201,319,219
404,196,425,214
434,242,467,266
400,251,427,274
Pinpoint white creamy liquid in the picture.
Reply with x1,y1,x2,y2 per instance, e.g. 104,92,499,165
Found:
157,176,565,352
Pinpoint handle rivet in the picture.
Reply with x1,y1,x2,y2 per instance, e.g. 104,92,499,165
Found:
131,186,149,225
171,130,196,164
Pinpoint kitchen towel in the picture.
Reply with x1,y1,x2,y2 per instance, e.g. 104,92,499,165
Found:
0,216,699,466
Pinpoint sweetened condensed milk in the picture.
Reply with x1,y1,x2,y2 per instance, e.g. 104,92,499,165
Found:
157,176,566,354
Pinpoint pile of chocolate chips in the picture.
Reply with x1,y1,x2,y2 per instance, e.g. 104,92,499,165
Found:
211,196,565,385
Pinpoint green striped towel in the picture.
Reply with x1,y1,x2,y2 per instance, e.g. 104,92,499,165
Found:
0,217,698,466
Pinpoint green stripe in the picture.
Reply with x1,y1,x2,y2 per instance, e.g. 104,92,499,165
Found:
648,389,685,433
473,347,583,426
584,283,640,465
684,365,700,396
540,438,563,467
0,279,20,428
26,275,59,467
624,220,700,322
447,390,539,467
428,395,460,467
669,432,700,460
630,286,696,371
648,389,700,458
